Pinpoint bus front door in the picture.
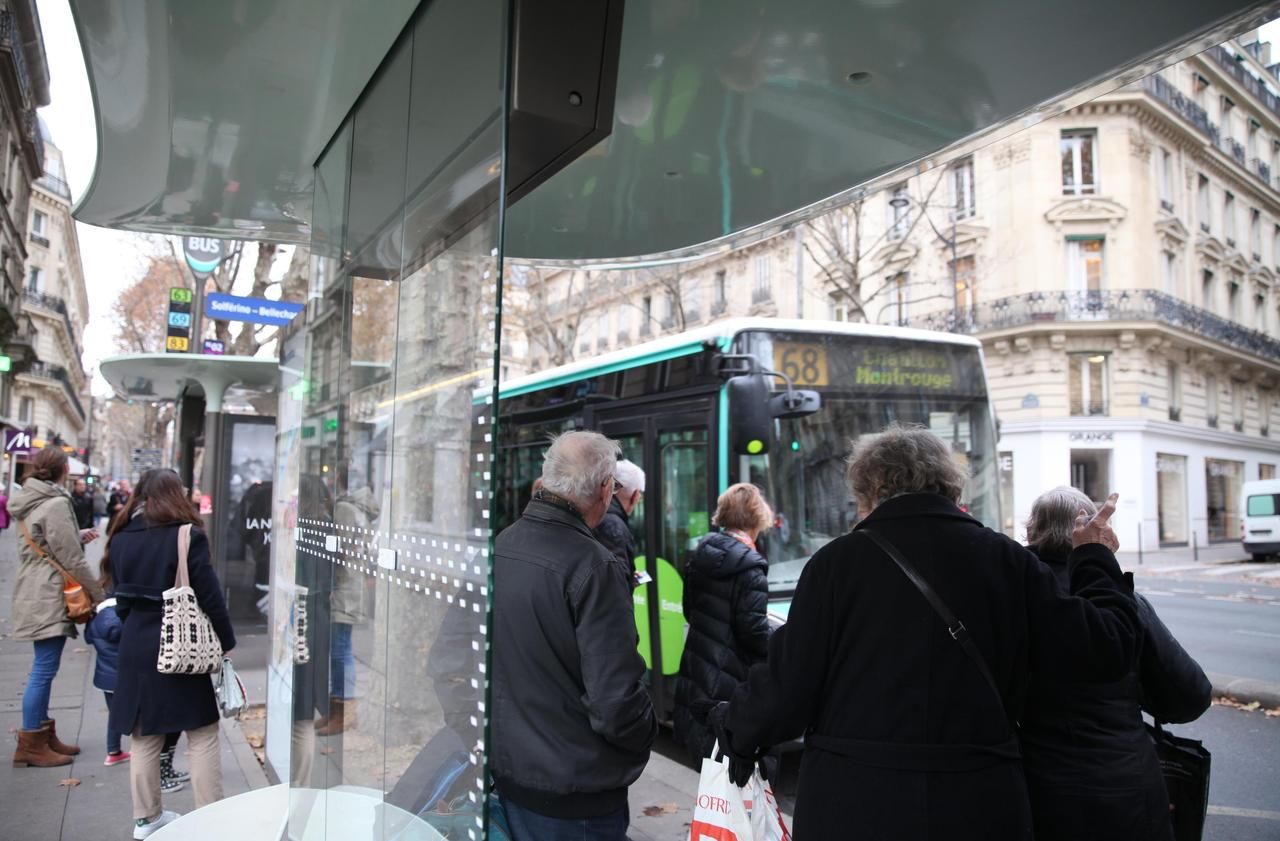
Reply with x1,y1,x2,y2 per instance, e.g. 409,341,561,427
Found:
598,403,716,722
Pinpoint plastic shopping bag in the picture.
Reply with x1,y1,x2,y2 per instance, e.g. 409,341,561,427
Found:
749,769,791,841
215,657,248,719
689,742,753,841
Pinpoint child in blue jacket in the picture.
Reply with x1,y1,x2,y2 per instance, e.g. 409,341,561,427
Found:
85,598,129,766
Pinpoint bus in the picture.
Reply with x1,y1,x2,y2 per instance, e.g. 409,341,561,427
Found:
494,318,999,718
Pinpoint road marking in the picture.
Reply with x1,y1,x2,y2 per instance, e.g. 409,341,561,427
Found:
1139,589,1178,597
1232,629,1280,639
1207,805,1280,821
1251,568,1280,579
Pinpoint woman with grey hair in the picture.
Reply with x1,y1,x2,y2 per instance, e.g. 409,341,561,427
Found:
1021,487,1210,841
704,424,1142,841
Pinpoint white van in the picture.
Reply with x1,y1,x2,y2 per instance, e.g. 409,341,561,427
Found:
1243,479,1280,561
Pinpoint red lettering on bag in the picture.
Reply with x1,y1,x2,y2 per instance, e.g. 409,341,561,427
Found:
689,819,739,841
696,794,732,814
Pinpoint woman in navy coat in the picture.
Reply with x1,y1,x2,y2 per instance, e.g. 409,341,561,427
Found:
103,469,235,837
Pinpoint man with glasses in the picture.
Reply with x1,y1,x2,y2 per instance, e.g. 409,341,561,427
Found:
593,459,645,586
492,432,656,841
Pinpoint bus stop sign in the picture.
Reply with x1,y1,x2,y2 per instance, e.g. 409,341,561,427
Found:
4,428,33,456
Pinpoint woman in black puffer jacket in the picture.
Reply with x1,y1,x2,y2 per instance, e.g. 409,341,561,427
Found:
673,483,773,765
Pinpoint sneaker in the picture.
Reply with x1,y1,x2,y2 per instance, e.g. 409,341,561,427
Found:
104,751,131,767
133,810,181,839
160,775,185,794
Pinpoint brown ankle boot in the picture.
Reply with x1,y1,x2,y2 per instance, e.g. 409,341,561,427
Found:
42,719,80,756
13,728,73,767
315,698,356,736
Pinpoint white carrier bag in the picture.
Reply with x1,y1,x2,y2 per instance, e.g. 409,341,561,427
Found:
689,741,753,841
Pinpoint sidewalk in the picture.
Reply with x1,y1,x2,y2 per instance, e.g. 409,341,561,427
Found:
0,536,268,841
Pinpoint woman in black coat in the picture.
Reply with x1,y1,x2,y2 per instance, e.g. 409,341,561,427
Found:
673,483,773,764
1020,486,1211,841
709,425,1142,841
104,469,235,837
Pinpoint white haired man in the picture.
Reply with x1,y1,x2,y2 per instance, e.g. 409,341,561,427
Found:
492,431,656,841
593,458,645,585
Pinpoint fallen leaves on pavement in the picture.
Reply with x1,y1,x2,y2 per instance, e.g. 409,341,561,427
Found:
58,778,80,787
642,803,680,817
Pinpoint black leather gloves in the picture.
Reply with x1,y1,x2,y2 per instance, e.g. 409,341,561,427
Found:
705,701,756,787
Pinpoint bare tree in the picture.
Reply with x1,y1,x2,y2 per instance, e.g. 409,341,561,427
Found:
513,267,590,367
802,170,949,322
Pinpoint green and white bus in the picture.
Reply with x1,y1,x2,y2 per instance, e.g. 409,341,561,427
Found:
494,318,999,719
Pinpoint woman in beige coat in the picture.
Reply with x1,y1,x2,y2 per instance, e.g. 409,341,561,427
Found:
10,446,104,767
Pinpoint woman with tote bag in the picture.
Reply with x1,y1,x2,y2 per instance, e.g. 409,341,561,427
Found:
10,446,105,767
103,469,236,840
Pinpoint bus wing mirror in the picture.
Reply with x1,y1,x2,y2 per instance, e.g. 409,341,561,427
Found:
770,389,821,419
727,373,772,455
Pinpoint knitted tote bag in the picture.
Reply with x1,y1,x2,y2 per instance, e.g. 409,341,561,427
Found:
157,524,224,675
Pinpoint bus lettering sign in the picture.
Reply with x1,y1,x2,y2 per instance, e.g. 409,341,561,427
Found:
773,342,829,386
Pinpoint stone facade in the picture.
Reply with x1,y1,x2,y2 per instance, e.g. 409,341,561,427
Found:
14,125,90,453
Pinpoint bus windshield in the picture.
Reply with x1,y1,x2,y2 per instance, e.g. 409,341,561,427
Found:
735,330,999,597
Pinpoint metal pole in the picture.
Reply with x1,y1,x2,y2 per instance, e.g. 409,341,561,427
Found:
189,263,204,356
1137,523,1143,566
1192,529,1198,562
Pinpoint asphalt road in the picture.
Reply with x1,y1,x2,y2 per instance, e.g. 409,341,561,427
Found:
1135,574,1280,686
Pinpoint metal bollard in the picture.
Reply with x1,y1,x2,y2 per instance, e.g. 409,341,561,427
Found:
1192,530,1198,562
1137,526,1143,566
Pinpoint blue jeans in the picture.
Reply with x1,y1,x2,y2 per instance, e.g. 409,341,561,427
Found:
22,637,66,731
103,692,124,754
502,798,628,841
330,623,357,699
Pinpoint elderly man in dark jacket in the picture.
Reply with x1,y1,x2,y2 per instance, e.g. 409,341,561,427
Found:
492,431,656,841
1020,486,1211,841
710,425,1142,841
592,458,644,584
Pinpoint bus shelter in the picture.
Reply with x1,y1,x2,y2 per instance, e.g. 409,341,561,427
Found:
70,0,1273,837
98,353,278,625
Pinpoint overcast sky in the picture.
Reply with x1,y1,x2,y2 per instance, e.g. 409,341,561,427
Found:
31,1,1280,394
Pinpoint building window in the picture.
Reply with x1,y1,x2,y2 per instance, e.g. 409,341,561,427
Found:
1222,96,1236,133
662,290,676,326
952,256,976,312
1168,361,1182,421
1262,391,1272,437
1156,453,1188,545
892,272,910,324
952,156,976,220
1060,130,1098,195
641,295,652,333
1201,269,1216,311
18,396,33,423
1250,208,1262,259
1228,276,1242,322
1274,225,1280,270
1206,373,1219,427
1248,118,1260,159
1161,251,1177,294
1224,192,1236,245
1066,237,1104,292
31,210,46,236
1158,148,1174,210
1192,73,1210,107
998,451,1015,537
888,184,910,239
830,295,850,322
1205,458,1243,542
1256,292,1269,333
1261,463,1277,480
1197,175,1211,233
712,269,727,313
1069,353,1109,416
1232,382,1245,432
753,255,772,301
684,277,700,321
26,266,42,292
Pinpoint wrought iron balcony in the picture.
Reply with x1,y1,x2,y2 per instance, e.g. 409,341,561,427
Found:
1254,158,1272,185
23,290,83,363
36,173,71,200
905,289,1280,361
1219,135,1247,167
1206,45,1280,124
1141,75,1214,138
24,360,86,422
0,10,32,108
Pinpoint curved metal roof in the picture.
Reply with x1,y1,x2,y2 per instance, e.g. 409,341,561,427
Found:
69,0,1276,261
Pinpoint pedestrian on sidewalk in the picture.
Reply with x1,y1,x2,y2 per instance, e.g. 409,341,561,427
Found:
1019,486,1212,841
705,425,1141,841
673,483,773,766
84,594,131,766
92,483,108,531
72,479,94,530
10,446,105,768
491,431,656,841
592,458,644,584
103,468,236,840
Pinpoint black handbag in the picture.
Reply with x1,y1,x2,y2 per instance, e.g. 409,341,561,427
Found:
1148,721,1211,841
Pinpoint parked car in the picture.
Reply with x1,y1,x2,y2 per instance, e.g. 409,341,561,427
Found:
1242,479,1280,561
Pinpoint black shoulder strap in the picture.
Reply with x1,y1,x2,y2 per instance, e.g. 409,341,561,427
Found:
861,528,1010,731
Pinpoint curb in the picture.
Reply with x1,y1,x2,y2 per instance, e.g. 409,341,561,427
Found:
1208,672,1280,709
222,714,270,789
